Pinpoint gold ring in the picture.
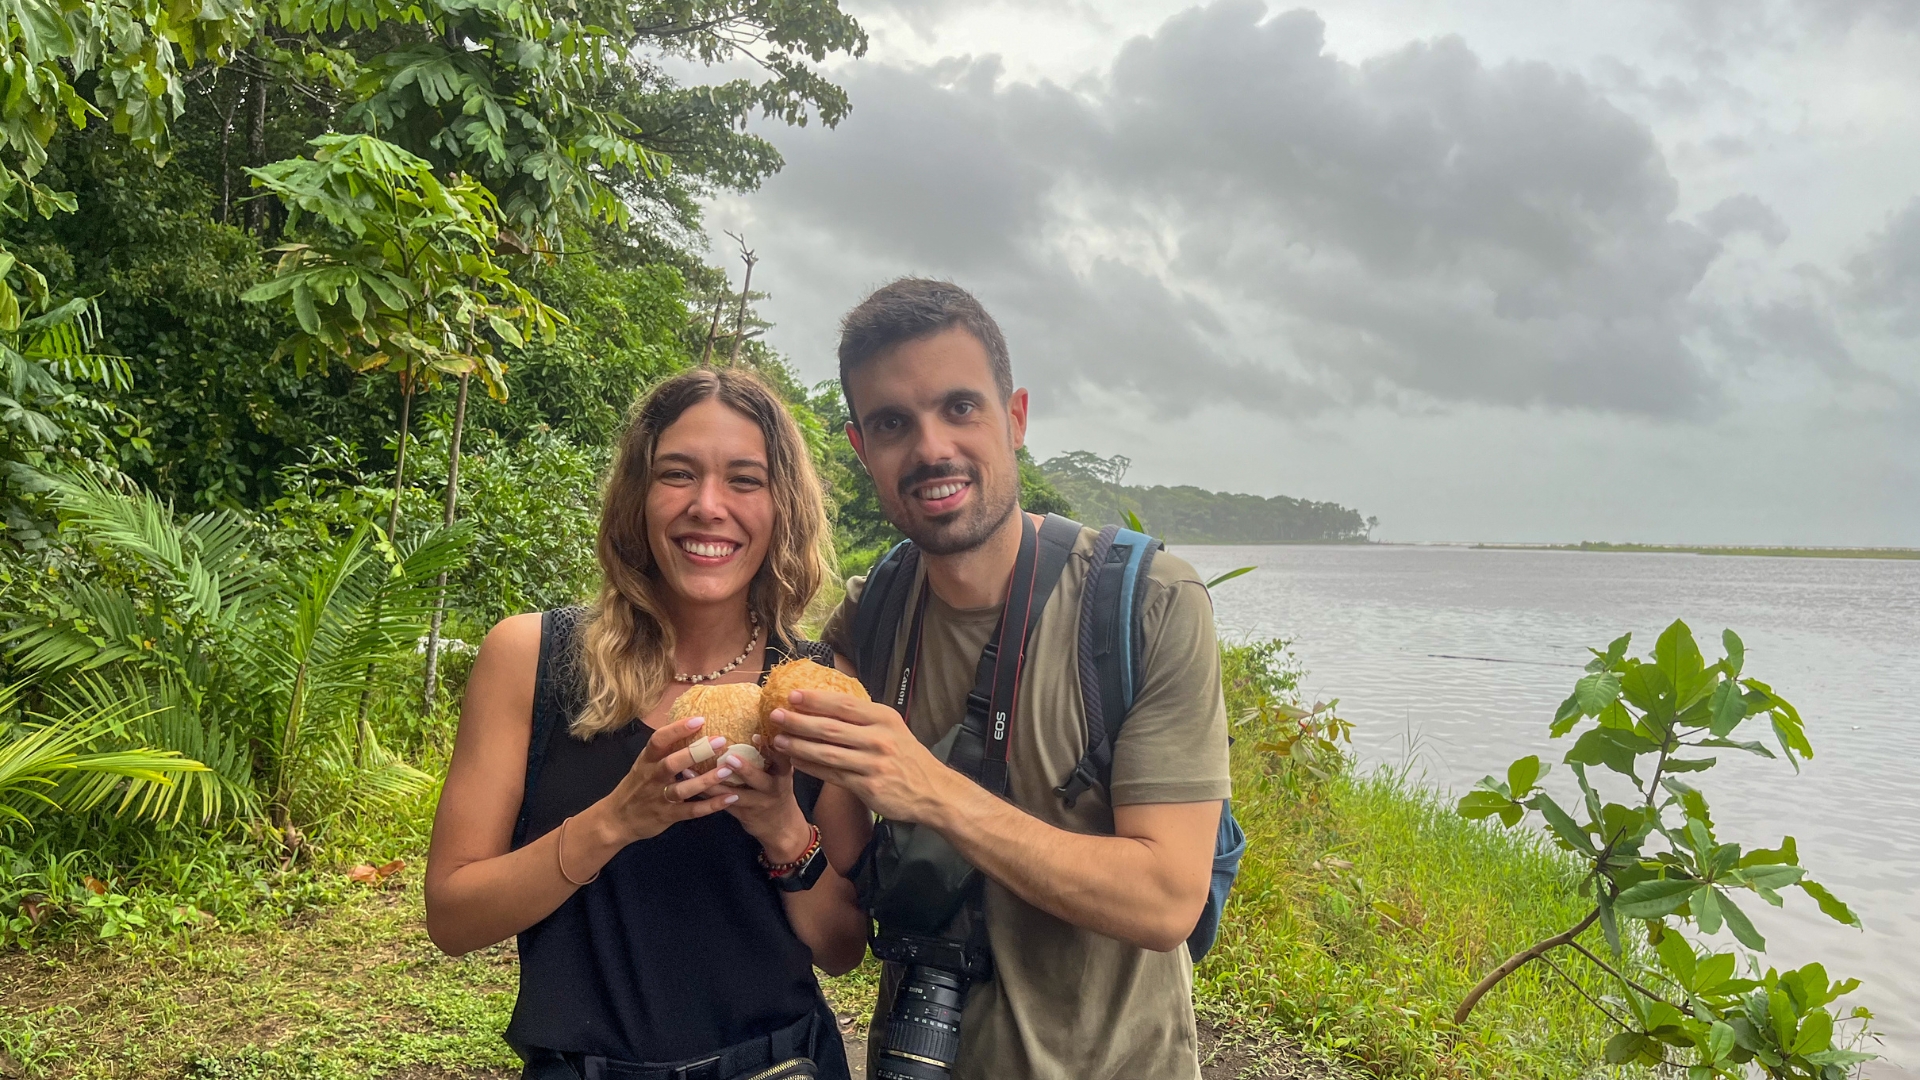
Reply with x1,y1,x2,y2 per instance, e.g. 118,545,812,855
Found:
662,782,677,803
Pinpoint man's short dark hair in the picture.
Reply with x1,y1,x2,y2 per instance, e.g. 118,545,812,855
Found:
837,278,1012,424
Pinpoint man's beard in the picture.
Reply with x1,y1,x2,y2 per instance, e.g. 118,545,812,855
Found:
891,460,1020,557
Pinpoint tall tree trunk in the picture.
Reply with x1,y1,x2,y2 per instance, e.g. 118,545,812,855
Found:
699,288,725,365
245,57,269,235
728,255,757,365
358,376,416,765
421,372,470,709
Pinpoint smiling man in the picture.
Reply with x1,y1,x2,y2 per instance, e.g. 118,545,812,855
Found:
770,278,1232,1079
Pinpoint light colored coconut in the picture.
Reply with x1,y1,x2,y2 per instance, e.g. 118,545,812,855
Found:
759,658,870,729
667,682,763,775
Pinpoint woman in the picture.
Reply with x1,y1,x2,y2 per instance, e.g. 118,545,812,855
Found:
425,368,867,1080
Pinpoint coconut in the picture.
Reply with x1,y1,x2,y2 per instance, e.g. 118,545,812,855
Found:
759,657,870,729
667,683,766,781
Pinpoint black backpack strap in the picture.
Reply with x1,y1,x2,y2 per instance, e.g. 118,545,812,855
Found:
513,605,587,848
1057,528,1161,808
851,539,919,701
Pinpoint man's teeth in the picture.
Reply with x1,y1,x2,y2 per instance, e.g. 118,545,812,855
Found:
679,539,737,558
920,482,966,501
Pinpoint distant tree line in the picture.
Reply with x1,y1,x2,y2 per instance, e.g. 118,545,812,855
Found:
1041,452,1374,544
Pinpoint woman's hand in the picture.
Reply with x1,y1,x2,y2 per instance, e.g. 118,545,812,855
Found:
721,737,812,864
595,716,741,846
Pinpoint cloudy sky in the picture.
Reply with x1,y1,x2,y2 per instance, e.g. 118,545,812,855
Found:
697,0,1920,544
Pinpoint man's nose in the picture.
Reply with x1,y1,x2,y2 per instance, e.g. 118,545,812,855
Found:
907,416,963,472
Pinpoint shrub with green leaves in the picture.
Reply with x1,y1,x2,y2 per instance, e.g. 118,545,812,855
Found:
1456,619,1872,1077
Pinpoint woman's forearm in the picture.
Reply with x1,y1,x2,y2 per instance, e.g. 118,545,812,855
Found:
425,799,633,956
779,868,869,976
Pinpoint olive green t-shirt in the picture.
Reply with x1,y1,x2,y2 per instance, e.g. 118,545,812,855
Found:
822,522,1231,1080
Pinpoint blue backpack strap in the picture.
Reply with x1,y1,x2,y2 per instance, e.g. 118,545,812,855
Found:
850,538,919,701
1057,526,1158,808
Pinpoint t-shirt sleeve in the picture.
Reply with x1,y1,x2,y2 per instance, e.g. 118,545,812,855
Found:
818,574,866,659
1107,563,1233,806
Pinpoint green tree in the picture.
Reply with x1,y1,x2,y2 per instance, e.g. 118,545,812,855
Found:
1456,621,1872,1077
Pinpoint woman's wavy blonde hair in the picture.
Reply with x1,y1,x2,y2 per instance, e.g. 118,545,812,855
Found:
573,368,833,739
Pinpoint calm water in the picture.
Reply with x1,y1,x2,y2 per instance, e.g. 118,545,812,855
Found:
1176,544,1920,1074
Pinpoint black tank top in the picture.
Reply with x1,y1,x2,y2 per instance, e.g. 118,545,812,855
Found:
504,606,829,1061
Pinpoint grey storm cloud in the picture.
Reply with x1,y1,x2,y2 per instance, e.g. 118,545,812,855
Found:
1698,194,1790,246
1849,197,1920,334
744,1,1741,416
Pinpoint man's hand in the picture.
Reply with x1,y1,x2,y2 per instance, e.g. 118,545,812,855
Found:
769,690,967,825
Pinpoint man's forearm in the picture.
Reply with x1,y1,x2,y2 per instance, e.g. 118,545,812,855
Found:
919,774,1206,952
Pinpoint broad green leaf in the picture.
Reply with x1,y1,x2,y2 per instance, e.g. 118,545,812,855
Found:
1550,692,1584,736
1721,629,1744,678
1655,929,1696,982
1706,1020,1736,1063
1661,756,1716,773
1797,880,1861,928
1506,755,1543,799
1616,878,1698,919
1806,1048,1878,1067
1742,837,1798,866
1575,670,1622,714
1697,736,1774,758
1457,789,1522,827
1564,726,1657,780
1526,792,1596,856
1604,1031,1654,1065
1791,1009,1833,1056
1695,885,1723,934
1696,952,1737,994
1707,679,1746,736
1716,890,1766,950
1655,619,1708,704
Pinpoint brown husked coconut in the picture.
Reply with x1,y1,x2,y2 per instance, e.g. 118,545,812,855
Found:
667,683,765,779
759,658,870,729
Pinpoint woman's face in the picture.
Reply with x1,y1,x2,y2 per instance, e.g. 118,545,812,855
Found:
645,399,775,611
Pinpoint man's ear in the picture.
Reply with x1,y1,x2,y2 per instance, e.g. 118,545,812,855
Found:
1007,387,1030,451
845,420,868,470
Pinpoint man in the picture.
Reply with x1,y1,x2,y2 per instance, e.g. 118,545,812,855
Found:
770,278,1231,1079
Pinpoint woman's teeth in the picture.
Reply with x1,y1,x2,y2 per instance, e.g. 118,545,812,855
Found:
920,482,966,501
679,539,738,558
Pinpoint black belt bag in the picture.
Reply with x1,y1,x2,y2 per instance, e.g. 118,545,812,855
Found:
520,1009,819,1080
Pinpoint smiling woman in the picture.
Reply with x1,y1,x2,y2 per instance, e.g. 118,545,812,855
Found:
422,367,866,1080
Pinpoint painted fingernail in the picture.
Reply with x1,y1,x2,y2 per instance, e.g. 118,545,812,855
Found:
687,716,705,728
770,709,786,724
715,767,733,779
710,736,728,751
724,755,743,769
773,735,791,750
788,690,803,703
723,795,739,805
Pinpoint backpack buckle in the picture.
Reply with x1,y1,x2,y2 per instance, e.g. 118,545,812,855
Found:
1054,762,1101,808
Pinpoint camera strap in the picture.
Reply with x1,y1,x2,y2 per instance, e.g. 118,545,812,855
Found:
895,513,1079,797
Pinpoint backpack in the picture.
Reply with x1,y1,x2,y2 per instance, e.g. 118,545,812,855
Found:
851,517,1247,963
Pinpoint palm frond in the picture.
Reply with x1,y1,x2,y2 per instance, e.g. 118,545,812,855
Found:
43,672,258,823
0,682,211,828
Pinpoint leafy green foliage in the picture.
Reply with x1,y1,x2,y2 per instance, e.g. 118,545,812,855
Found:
242,134,561,395
1042,450,1371,543
1455,620,1873,1076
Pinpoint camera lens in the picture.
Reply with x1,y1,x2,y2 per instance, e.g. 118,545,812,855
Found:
873,965,968,1080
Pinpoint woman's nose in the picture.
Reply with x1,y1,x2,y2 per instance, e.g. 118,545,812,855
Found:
687,476,729,521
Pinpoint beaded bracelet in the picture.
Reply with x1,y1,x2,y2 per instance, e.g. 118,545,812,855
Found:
758,823,821,879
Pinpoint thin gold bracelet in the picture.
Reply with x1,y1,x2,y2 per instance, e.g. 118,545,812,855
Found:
557,814,600,886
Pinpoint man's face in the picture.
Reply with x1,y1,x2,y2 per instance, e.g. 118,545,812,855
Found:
845,327,1028,557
